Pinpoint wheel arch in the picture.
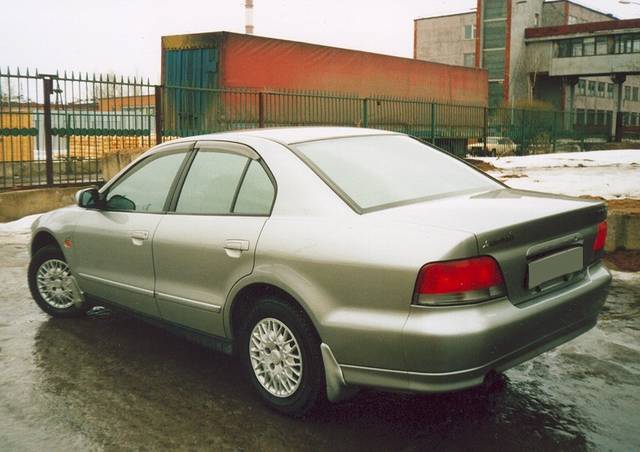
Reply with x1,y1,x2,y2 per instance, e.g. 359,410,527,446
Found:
31,230,62,257
227,281,322,349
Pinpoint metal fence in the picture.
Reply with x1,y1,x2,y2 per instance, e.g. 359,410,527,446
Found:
1,66,638,190
0,67,157,189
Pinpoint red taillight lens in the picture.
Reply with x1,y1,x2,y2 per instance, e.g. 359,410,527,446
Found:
592,221,607,252
415,256,505,305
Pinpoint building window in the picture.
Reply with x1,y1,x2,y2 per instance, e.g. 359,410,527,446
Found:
597,82,605,97
577,80,586,96
575,109,585,125
572,39,583,57
586,109,595,125
606,111,613,125
596,37,610,55
464,25,476,40
596,110,605,125
463,53,475,67
607,83,614,99
484,0,507,20
483,49,506,79
631,112,639,126
583,37,595,56
534,13,540,27
633,87,639,102
625,86,632,101
588,81,596,97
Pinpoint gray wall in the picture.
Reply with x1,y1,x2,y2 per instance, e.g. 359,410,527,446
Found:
414,13,477,66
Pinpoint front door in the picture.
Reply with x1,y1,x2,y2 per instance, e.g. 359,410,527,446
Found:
73,143,192,316
153,141,276,336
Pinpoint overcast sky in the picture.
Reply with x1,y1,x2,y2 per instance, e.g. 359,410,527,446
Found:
2,0,638,82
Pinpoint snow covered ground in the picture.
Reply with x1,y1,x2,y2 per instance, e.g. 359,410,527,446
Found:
476,149,640,199
0,213,42,235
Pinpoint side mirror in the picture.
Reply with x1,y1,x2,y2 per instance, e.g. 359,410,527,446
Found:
76,188,103,209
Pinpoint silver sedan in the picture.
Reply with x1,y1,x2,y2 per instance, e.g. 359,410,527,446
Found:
28,127,611,416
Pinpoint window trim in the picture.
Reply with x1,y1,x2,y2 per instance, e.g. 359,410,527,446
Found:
97,141,196,214
167,140,277,217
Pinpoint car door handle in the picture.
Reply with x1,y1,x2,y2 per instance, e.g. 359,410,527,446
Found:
224,239,250,251
130,230,149,240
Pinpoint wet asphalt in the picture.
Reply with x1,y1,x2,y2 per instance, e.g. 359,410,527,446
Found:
1,228,639,452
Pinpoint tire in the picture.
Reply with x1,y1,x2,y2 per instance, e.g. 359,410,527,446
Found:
491,149,497,157
28,244,86,318
240,297,325,416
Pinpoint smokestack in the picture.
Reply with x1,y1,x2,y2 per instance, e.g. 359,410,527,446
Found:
245,0,254,35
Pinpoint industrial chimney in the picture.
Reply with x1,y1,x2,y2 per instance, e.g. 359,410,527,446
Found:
245,0,254,35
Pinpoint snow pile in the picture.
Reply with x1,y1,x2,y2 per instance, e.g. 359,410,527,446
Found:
0,213,42,234
478,149,640,199
478,149,640,169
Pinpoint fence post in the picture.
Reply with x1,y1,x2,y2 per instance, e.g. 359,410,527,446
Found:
520,109,527,155
430,103,436,144
551,111,557,153
258,92,265,128
41,75,54,186
362,98,369,128
154,85,163,145
483,106,488,154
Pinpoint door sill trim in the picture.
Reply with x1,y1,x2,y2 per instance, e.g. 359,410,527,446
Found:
78,272,153,296
156,291,222,313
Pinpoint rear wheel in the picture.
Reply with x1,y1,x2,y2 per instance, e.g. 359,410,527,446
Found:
240,297,325,416
28,245,86,317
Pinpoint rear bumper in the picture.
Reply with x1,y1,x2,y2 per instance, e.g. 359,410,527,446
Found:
339,262,610,393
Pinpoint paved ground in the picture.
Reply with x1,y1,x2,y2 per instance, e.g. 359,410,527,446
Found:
1,228,639,451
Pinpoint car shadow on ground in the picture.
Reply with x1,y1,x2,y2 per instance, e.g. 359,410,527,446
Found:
33,313,591,451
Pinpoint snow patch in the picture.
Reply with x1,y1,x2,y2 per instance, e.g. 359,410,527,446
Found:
477,149,640,170
0,213,42,234
478,149,640,199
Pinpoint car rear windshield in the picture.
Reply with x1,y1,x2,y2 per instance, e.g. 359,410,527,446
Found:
292,135,499,212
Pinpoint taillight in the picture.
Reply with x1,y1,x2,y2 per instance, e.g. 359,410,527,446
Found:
592,221,607,252
414,256,506,306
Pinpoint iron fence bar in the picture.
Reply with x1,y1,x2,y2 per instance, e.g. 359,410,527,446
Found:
258,92,265,128
41,75,54,186
155,85,163,145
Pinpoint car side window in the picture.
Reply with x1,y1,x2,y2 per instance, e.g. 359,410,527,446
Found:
233,160,275,215
105,151,188,212
175,151,248,214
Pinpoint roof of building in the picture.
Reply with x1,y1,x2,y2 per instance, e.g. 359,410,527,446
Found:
414,11,476,22
544,0,618,21
525,17,640,39
414,0,618,22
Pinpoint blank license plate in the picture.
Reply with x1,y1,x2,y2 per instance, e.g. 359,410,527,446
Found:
528,247,583,289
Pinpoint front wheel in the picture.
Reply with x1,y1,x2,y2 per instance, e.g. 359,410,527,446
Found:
240,297,325,416
28,244,86,317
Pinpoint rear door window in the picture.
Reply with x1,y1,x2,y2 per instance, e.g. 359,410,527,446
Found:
175,151,248,214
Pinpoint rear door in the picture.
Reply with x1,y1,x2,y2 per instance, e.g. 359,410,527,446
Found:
152,141,276,336
73,142,193,317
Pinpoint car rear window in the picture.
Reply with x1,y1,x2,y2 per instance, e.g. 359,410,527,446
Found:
292,135,498,212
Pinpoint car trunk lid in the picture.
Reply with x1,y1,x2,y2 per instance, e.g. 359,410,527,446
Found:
369,188,607,305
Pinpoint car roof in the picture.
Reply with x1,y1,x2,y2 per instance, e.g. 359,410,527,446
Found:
168,127,399,146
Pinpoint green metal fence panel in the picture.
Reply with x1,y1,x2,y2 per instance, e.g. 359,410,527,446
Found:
0,67,156,189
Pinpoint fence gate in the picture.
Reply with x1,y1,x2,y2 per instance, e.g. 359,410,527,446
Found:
0,68,158,190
